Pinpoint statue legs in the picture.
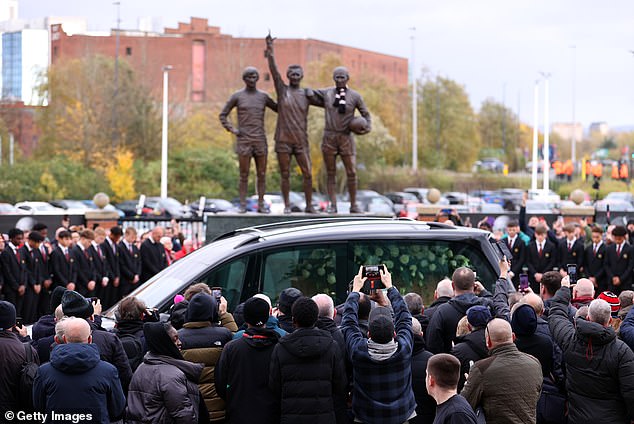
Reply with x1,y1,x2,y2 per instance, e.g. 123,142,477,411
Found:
238,155,251,213
278,152,292,214
324,153,337,213
295,151,315,213
255,154,268,213
342,154,360,213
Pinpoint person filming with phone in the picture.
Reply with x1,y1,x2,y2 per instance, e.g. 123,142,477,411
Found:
341,265,417,424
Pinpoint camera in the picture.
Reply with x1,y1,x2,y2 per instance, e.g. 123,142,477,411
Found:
361,265,386,294
567,264,577,285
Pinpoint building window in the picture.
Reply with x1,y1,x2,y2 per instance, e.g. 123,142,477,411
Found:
264,73,270,81
191,40,206,102
126,47,132,56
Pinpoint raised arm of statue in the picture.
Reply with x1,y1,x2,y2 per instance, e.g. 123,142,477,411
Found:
265,33,284,94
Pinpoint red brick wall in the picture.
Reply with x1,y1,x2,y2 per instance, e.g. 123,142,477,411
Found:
51,18,408,106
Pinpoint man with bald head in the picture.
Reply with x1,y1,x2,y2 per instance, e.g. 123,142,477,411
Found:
220,66,278,213
462,318,542,424
312,293,345,354
309,66,371,213
423,278,453,323
34,317,126,423
549,275,634,423
140,226,168,283
571,278,595,308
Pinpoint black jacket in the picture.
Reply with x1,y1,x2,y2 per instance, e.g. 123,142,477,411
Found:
89,243,111,282
140,238,167,283
315,316,345,356
101,238,120,280
450,328,488,391
0,331,39,414
410,334,435,424
527,239,557,290
32,314,56,342
118,241,142,295
605,242,634,291
548,286,634,423
506,236,527,285
269,327,348,424
71,245,96,296
0,245,26,291
422,296,451,323
49,245,76,289
33,343,125,424
88,320,133,392
216,327,281,424
277,313,294,334
557,237,584,270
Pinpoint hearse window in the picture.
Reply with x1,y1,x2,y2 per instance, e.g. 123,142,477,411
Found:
262,244,347,304
202,256,249,311
349,240,495,303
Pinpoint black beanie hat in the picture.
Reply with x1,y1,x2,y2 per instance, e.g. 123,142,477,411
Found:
50,286,67,312
186,293,217,323
0,301,16,331
369,315,394,344
61,290,94,319
278,287,303,315
244,297,270,327
511,304,538,337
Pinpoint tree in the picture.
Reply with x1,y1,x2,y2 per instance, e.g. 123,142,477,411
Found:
106,149,136,202
419,76,480,171
478,98,519,166
35,55,161,166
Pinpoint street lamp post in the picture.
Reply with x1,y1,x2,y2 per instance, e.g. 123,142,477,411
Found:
570,45,577,168
531,80,539,191
410,27,417,171
112,1,120,149
160,65,173,199
540,72,551,193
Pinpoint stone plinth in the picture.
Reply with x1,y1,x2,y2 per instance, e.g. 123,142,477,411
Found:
85,210,120,230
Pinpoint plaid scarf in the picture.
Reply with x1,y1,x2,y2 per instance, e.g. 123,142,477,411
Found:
333,87,347,114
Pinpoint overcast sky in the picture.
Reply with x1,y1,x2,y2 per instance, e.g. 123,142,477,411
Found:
20,0,634,130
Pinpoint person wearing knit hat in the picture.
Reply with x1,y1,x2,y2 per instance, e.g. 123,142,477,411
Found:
598,291,620,318
511,303,554,380
466,305,492,329
605,225,633,295
451,305,492,391
216,297,282,424
61,290,94,319
276,287,303,333
0,300,40,413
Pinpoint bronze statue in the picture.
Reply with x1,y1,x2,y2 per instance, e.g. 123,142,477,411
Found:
265,33,316,214
219,67,277,213
309,67,371,213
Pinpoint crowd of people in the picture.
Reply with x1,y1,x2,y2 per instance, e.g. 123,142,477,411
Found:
2,200,634,423
0,220,197,326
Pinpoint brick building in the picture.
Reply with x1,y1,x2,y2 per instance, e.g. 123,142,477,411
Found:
51,17,408,105
0,101,40,158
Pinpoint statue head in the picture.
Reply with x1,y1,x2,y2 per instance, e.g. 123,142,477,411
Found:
242,66,259,89
286,64,304,88
332,66,349,88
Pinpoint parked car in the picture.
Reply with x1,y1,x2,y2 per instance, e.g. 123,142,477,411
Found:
103,218,504,327
143,197,191,218
190,198,238,215
230,197,271,213
525,200,556,215
49,199,92,214
0,203,18,214
472,158,504,173
340,191,394,215
385,191,419,214
14,202,64,214
115,200,143,217
81,200,126,218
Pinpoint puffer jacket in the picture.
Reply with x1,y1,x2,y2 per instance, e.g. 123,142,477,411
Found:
549,286,634,424
179,321,233,422
450,328,488,391
461,343,542,424
125,352,204,424
269,327,347,424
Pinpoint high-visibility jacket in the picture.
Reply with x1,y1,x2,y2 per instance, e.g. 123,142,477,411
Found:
612,163,620,179
553,161,563,176
592,163,603,178
563,160,573,176
620,163,629,180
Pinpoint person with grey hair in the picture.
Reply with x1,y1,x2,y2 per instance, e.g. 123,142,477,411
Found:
405,292,429,334
618,290,634,321
549,275,634,423
423,279,453,324
33,317,126,423
571,278,596,309
312,293,345,355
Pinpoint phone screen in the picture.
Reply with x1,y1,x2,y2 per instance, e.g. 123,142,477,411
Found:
567,264,577,284
519,274,529,291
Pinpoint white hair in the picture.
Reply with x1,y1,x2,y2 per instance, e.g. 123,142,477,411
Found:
588,299,611,326
411,317,422,336
312,293,335,318
436,278,454,298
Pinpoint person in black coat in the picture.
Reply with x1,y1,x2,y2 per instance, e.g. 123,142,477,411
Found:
0,228,26,316
526,224,557,292
70,230,97,297
140,226,168,283
450,305,491,391
49,230,76,292
275,287,303,334
423,279,453,324
100,227,122,308
33,317,125,424
60,290,133,392
410,319,435,424
269,297,347,424
584,226,607,292
119,227,142,297
557,223,584,272
312,293,346,355
19,231,45,324
505,219,527,287
90,229,112,307
605,225,633,295
217,297,281,424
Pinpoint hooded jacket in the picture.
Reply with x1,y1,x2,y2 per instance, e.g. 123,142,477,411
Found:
450,328,488,391
33,343,125,424
269,326,347,424
512,304,554,380
216,327,281,424
549,286,634,423
178,293,233,423
410,334,435,424
0,331,40,414
125,352,204,424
